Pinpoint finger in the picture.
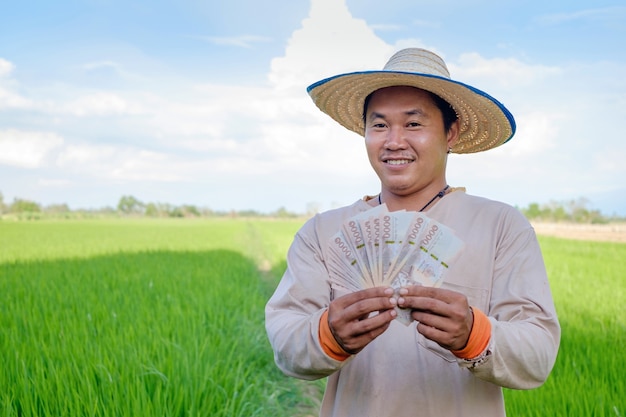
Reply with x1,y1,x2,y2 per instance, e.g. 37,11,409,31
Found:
344,295,397,320
415,321,452,347
412,309,441,327
352,307,397,334
411,309,457,332
334,286,395,308
332,308,396,353
412,304,473,350
331,300,396,337
346,323,392,352
328,289,397,348
400,285,459,303
333,289,397,323
397,294,449,314
415,319,470,351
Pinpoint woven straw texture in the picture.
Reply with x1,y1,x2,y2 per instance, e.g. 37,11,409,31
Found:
307,48,515,154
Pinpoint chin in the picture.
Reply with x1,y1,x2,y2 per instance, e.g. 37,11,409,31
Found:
383,185,416,196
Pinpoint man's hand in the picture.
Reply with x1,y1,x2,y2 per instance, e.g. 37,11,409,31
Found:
397,285,473,351
328,287,397,354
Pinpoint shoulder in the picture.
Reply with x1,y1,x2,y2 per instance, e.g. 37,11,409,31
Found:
451,192,528,223
436,191,534,243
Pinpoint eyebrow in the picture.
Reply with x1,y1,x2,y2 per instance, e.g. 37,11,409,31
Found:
368,111,385,120
406,109,428,117
368,108,429,120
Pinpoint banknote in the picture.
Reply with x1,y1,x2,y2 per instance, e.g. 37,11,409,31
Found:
326,204,464,324
326,229,364,292
351,204,388,287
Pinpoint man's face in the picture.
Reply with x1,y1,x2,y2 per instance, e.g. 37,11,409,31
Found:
364,86,458,199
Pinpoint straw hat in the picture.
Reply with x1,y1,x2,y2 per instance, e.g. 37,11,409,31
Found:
307,48,516,153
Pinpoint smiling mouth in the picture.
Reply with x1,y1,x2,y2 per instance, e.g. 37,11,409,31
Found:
384,159,412,165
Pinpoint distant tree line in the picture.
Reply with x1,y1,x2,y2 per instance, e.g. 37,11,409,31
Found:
114,195,300,218
0,191,623,223
518,197,619,224
0,192,301,219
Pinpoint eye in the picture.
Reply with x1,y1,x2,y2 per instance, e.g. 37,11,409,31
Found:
367,121,387,130
407,121,422,128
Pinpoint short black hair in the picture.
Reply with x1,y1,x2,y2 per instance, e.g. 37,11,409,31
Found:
427,92,458,133
362,88,459,133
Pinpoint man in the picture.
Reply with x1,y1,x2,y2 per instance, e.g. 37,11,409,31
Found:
265,48,560,417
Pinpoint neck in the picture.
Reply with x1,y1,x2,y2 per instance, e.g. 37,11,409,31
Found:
379,184,450,212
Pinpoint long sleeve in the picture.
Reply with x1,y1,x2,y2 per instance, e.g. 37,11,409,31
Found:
433,193,561,388
265,214,352,380
465,223,561,388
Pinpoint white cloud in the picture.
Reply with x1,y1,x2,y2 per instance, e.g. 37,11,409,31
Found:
451,53,561,88
38,178,72,187
412,19,440,29
83,60,122,72
593,148,626,175
0,129,64,168
268,0,393,92
0,58,14,77
132,83,270,147
60,92,142,116
494,111,561,156
80,60,141,81
370,23,404,32
0,87,32,109
1,59,140,115
0,58,32,109
537,6,626,24
56,144,184,181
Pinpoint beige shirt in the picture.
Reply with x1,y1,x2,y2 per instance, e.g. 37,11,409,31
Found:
265,190,560,417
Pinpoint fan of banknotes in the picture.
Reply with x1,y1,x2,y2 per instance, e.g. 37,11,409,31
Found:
327,204,464,324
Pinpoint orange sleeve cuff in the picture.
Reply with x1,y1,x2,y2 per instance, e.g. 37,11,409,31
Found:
319,309,351,361
452,307,491,359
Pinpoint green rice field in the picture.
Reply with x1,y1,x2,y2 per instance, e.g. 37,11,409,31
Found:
0,218,624,416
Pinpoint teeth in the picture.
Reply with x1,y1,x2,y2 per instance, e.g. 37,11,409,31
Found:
386,159,411,165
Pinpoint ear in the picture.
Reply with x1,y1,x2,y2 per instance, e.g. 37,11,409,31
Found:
446,120,460,150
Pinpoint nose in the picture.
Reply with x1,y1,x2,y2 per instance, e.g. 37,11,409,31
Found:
384,127,408,150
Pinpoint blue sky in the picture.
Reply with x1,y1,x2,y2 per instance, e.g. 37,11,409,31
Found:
1,0,625,215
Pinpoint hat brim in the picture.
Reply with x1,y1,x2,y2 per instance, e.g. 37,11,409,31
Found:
307,70,516,154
